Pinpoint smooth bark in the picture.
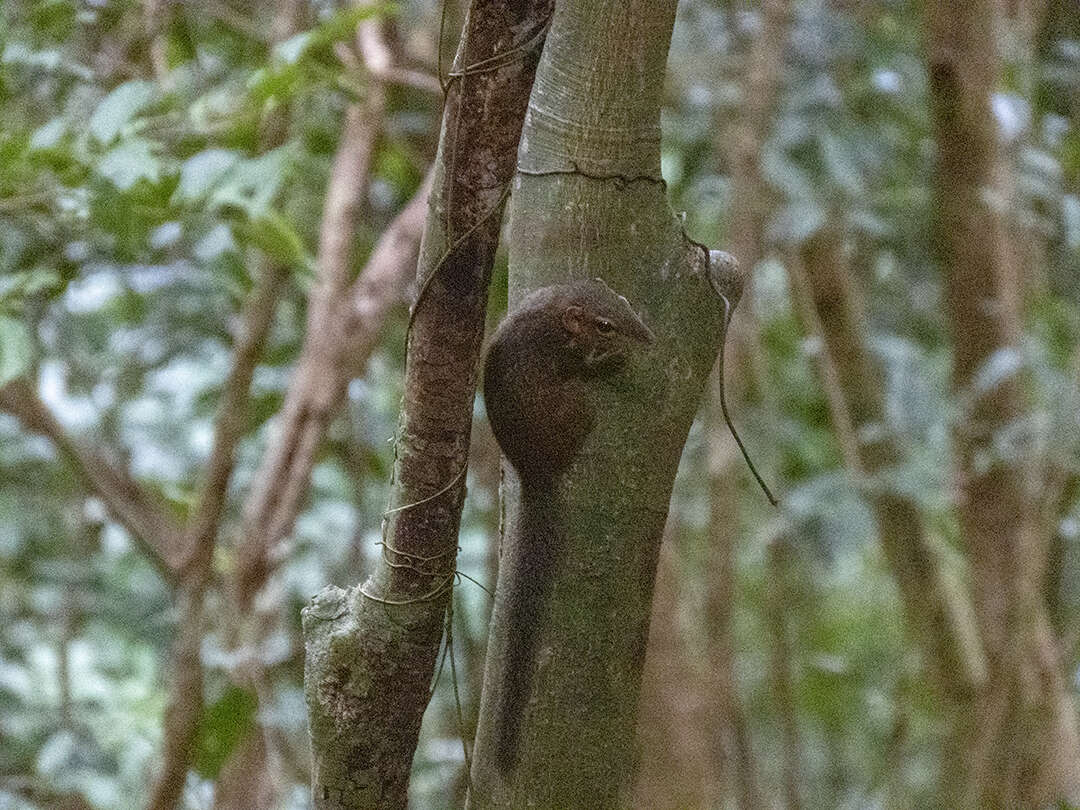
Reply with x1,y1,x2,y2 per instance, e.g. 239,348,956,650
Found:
702,1,790,805
466,0,734,804
927,1,1080,805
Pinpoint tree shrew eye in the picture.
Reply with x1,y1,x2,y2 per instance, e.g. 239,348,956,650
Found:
595,318,614,334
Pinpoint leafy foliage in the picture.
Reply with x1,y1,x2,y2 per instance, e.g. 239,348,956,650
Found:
1,0,1078,808
0,0,432,807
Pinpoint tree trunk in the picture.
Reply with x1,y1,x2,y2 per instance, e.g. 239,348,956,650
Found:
926,1,1080,805
466,0,736,805
790,231,987,701
632,530,714,810
702,1,790,804
301,2,553,808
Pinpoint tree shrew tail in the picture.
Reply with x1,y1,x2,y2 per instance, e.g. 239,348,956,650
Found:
493,482,562,774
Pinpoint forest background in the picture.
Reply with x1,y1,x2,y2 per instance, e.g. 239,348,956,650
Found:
1,0,1079,808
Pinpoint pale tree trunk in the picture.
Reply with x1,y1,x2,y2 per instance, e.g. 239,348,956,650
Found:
765,537,802,810
466,0,737,805
632,532,714,810
701,1,790,806
233,11,437,606
301,2,553,808
788,231,987,700
927,1,1080,805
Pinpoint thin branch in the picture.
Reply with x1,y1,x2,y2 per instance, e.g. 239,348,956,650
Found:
236,166,431,605
341,22,447,95
797,230,987,694
142,0,171,85
143,582,206,810
343,168,433,367
0,379,183,584
784,251,862,474
370,65,442,95
180,262,287,576
766,538,802,810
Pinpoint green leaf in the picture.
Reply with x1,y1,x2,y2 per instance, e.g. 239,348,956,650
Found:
173,149,240,203
29,117,67,151
238,209,314,273
0,316,32,385
246,63,302,105
766,199,826,246
1063,195,1080,252
88,80,157,144
272,4,394,65
761,141,816,200
0,269,61,302
274,33,314,66
820,131,864,195
2,41,93,79
97,138,161,190
208,146,294,215
192,686,258,779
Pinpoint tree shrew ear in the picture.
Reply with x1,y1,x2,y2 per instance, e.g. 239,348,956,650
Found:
561,305,586,336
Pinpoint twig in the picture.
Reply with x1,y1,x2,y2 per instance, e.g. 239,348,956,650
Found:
143,581,206,810
717,294,778,506
0,379,183,585
236,167,431,604
179,261,286,576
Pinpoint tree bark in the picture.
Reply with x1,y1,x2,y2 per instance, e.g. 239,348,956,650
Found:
632,530,713,810
702,1,790,805
926,1,1080,805
791,231,987,703
466,0,735,804
302,3,553,808
766,537,802,810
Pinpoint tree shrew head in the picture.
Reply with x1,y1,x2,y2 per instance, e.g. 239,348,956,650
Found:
550,279,654,372
483,279,654,483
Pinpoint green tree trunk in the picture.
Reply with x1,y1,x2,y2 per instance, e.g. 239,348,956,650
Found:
466,0,737,805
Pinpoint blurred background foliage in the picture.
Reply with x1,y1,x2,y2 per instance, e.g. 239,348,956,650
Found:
0,0,1077,808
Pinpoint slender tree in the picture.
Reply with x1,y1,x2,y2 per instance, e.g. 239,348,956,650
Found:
702,1,790,805
466,0,738,804
927,1,1080,805
302,2,553,807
